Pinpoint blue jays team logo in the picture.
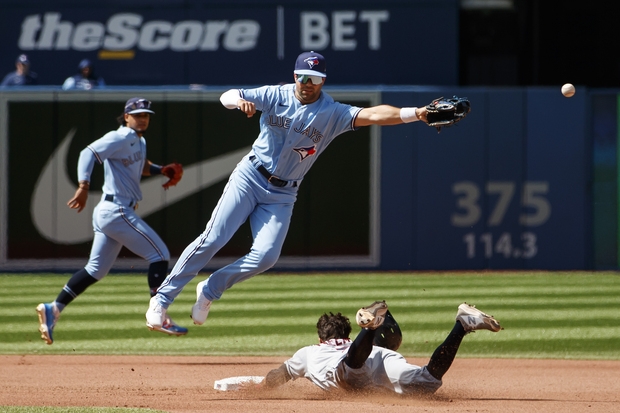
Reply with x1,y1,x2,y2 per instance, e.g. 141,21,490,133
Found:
294,145,317,161
304,56,320,69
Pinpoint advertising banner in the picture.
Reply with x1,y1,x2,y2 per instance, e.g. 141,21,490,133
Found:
0,0,458,87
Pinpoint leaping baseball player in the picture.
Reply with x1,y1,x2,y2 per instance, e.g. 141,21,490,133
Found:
146,51,469,332
263,301,501,393
36,97,186,344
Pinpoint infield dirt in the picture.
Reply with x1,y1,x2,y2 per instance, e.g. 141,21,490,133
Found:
2,355,618,412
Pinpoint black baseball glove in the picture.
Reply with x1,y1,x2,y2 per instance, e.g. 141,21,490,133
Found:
425,96,471,133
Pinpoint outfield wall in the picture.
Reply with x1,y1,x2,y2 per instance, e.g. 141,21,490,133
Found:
0,86,594,271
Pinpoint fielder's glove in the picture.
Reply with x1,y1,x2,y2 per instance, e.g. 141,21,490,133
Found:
425,96,471,133
161,163,183,189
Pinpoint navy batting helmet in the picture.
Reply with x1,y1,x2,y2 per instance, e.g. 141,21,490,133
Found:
373,310,402,351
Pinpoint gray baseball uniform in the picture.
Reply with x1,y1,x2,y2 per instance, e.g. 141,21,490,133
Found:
284,339,441,393
264,303,501,394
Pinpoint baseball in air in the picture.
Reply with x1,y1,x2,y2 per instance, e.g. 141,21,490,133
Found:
561,83,575,98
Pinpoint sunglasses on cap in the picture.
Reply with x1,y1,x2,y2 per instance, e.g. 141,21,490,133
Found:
125,99,152,112
296,74,323,85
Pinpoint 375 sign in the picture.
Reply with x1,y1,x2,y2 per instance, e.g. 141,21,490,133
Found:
451,181,551,260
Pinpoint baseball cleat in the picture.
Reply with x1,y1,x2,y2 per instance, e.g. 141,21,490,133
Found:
36,302,60,345
456,302,501,333
146,296,166,330
191,280,212,325
158,315,188,336
356,300,388,330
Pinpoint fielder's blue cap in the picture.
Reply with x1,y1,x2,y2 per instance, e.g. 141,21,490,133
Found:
294,51,326,77
124,97,155,115
78,59,92,70
16,54,30,65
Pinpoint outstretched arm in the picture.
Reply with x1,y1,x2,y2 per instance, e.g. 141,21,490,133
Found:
264,363,292,388
354,105,428,128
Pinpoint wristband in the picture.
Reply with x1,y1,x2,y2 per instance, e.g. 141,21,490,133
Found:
149,163,163,175
78,180,90,189
400,107,419,123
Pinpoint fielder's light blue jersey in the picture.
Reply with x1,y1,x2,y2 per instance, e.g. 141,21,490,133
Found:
240,84,363,181
152,84,363,311
78,126,146,202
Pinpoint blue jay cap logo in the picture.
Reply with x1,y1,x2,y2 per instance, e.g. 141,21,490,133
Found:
125,97,155,115
304,57,319,68
16,54,30,65
294,51,326,78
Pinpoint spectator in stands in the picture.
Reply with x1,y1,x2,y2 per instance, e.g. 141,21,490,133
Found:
62,59,105,90
1,54,38,87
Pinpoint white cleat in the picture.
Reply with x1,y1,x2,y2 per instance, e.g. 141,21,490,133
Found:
146,296,166,331
191,280,212,325
456,302,501,333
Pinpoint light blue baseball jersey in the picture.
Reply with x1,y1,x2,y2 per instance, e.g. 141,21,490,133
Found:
240,84,363,181
153,84,363,311
78,126,146,202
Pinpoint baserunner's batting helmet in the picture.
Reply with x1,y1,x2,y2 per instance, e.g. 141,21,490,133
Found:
373,310,402,351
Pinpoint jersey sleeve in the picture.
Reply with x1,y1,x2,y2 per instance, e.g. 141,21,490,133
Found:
325,102,364,138
62,77,75,90
283,347,310,380
239,85,281,113
77,147,98,183
86,130,126,162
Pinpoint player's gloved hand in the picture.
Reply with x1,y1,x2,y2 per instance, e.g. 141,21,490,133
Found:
425,96,471,133
161,162,184,190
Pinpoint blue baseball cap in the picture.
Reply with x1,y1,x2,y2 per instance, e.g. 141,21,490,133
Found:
294,51,326,77
78,59,92,70
124,97,155,115
16,54,30,65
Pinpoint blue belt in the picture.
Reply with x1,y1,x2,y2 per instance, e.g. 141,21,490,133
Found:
104,194,136,208
249,155,297,188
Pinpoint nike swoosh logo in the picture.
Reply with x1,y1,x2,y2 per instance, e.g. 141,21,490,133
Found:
31,128,250,244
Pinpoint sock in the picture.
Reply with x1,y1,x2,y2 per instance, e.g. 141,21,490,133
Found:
344,328,376,369
147,260,168,297
426,321,467,380
55,268,98,309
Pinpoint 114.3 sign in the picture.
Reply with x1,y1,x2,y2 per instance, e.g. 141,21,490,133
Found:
451,181,550,260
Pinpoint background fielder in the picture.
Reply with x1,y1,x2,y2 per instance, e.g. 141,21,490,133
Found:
146,51,442,331
36,97,186,344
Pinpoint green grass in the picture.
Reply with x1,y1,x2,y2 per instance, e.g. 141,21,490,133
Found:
1,271,619,359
